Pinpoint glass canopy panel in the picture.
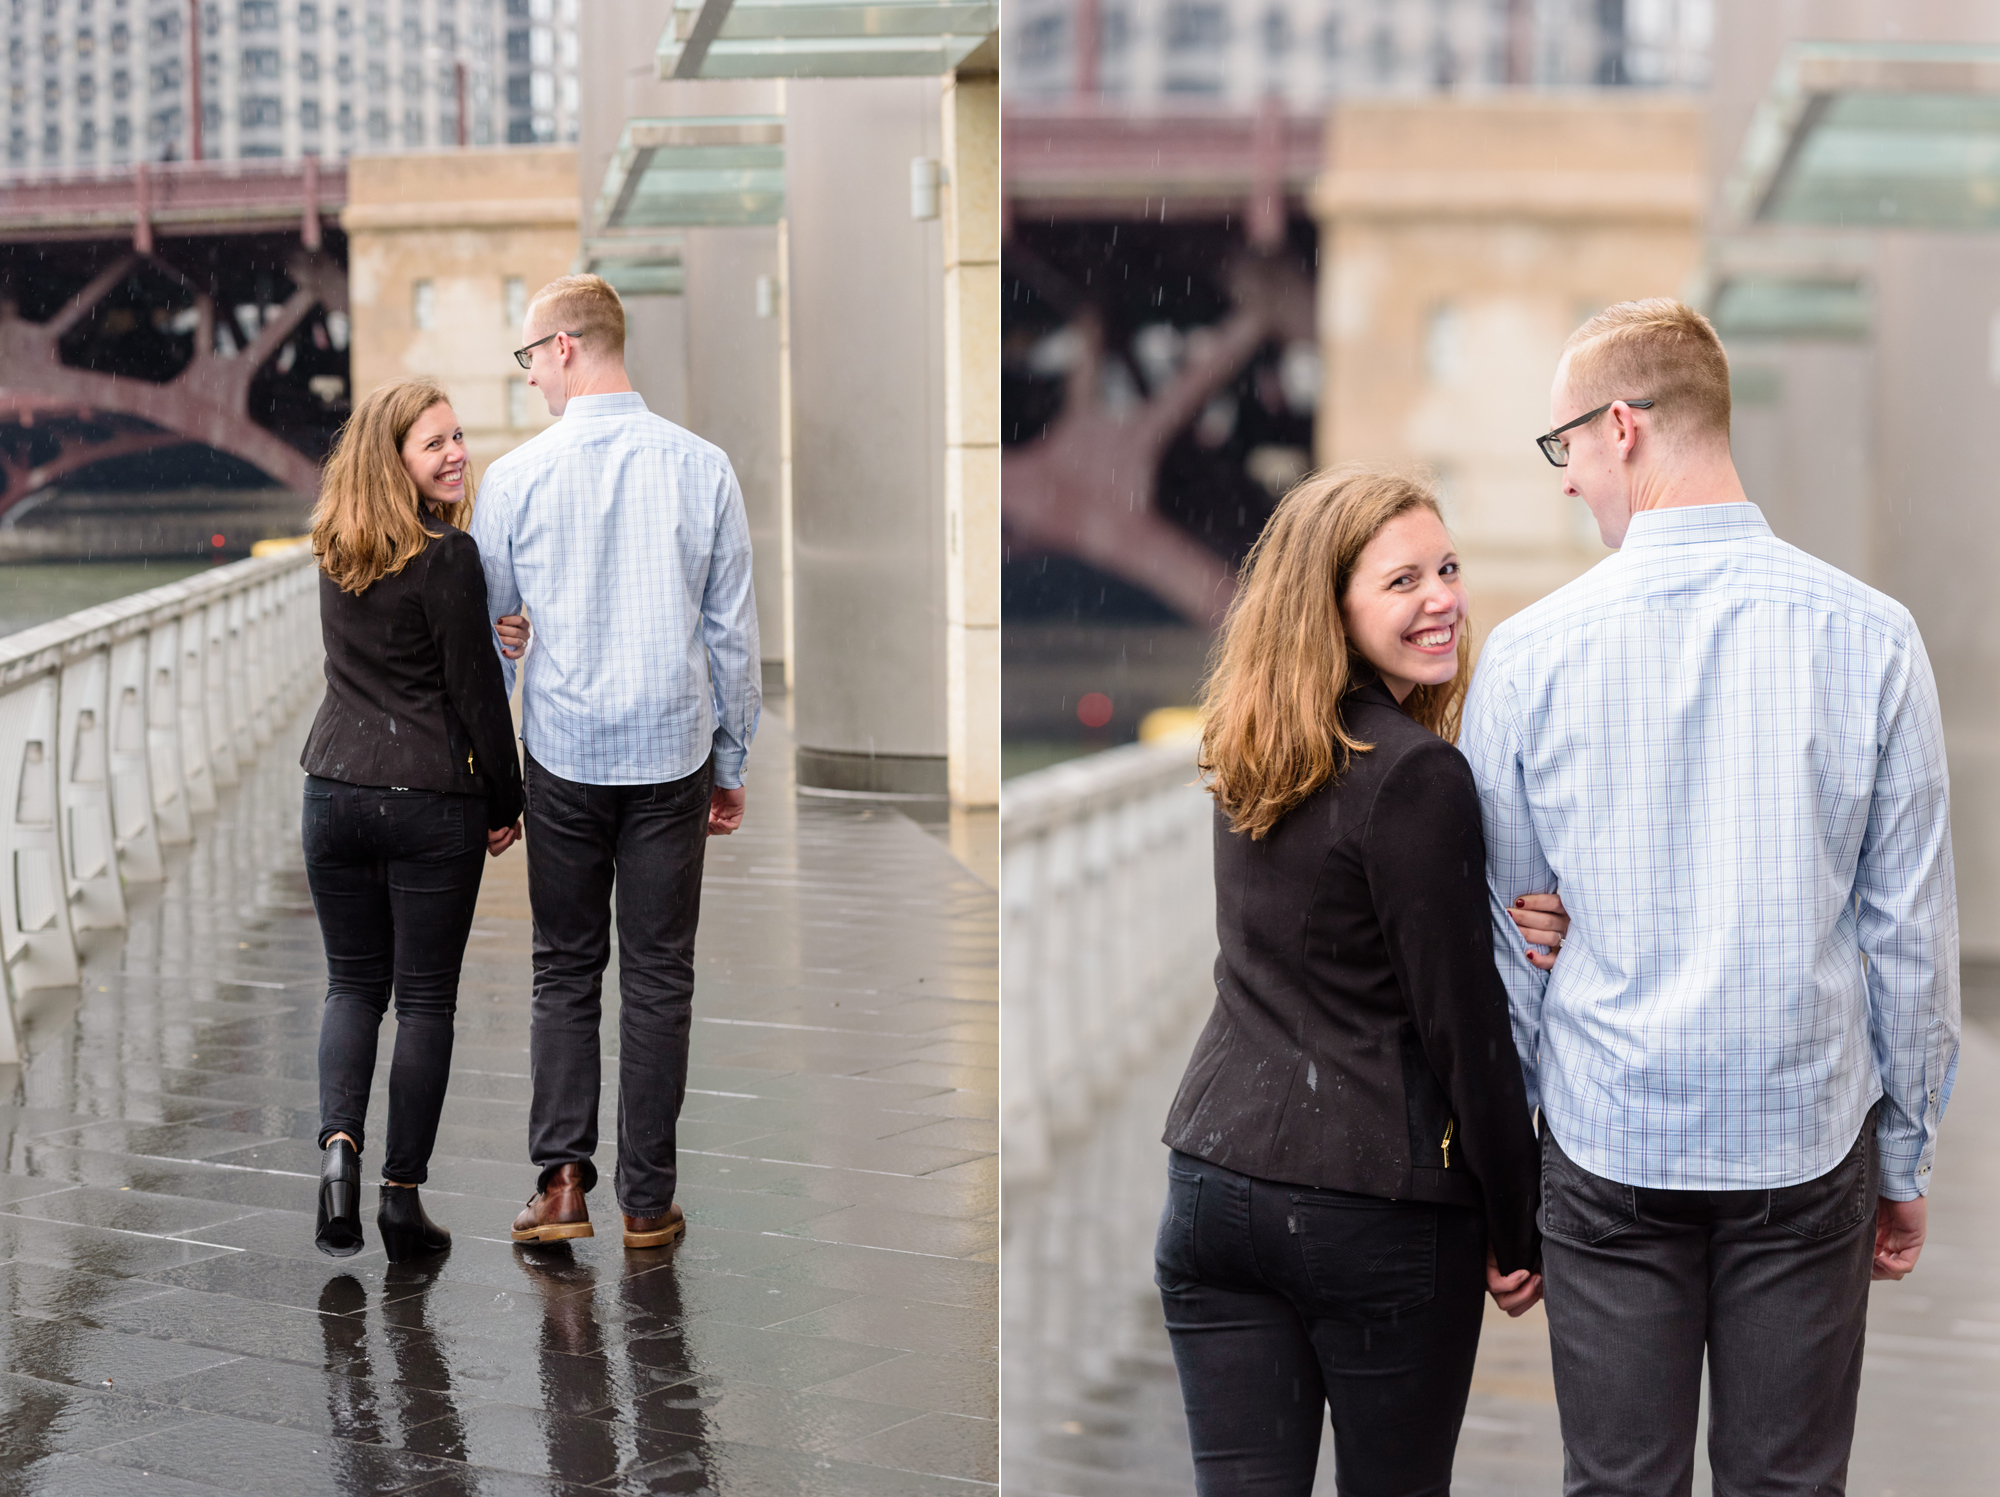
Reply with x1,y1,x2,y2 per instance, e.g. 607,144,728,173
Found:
1728,42,2000,230
595,117,786,231
1711,277,1870,339
1768,93,2000,228
658,0,997,79
583,237,686,299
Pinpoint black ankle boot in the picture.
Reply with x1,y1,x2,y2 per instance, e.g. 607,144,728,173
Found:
378,1184,451,1262
316,1138,364,1257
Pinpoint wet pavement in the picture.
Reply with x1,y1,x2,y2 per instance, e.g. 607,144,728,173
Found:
1003,983,2000,1497
0,694,997,1494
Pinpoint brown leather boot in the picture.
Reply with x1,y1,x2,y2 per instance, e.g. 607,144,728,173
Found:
511,1163,594,1242
622,1202,685,1249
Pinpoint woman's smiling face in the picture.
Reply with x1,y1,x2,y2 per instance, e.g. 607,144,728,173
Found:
400,401,467,510
1339,507,1467,702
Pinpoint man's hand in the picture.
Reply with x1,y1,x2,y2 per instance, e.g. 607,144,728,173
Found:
1486,1248,1544,1316
495,614,531,660
488,820,521,857
708,786,745,836
1873,1196,1927,1280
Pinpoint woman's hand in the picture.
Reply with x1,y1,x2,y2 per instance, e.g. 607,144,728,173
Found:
1486,1248,1544,1317
495,613,532,660
1507,892,1569,972
488,820,522,857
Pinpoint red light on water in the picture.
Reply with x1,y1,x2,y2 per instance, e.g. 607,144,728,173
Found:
211,534,226,549
1077,692,1114,729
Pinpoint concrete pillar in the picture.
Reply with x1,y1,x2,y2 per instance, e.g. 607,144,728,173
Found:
784,78,948,797
684,227,785,674
943,69,1000,809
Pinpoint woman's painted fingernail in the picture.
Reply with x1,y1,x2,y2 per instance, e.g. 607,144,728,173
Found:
1515,898,1524,907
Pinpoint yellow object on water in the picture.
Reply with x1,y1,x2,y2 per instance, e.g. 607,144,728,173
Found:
251,536,312,557
1138,706,1204,743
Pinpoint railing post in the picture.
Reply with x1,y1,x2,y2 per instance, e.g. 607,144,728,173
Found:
58,644,127,932
108,627,165,883
148,616,193,846
0,673,80,1023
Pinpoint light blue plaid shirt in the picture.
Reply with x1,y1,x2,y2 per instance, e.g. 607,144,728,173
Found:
470,391,760,789
1462,503,1957,1200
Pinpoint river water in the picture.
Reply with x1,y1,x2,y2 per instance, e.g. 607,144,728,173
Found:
0,559,217,639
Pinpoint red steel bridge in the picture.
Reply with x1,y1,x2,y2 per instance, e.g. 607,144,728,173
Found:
0,159,350,516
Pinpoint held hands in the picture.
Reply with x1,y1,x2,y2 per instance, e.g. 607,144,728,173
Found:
495,614,531,660
1485,1248,1544,1317
709,786,746,836
1873,1196,1927,1280
1508,893,1569,972
488,820,522,857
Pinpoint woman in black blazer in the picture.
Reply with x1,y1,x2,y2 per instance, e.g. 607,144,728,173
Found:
302,377,527,1261
1157,467,1568,1494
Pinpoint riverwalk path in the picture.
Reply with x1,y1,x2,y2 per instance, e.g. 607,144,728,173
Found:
0,696,998,1495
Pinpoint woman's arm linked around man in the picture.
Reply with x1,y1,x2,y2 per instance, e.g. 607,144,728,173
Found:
300,379,526,1264
1154,466,1560,1496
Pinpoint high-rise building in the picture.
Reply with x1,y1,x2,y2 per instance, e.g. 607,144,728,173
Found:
4,0,580,172
1003,0,1711,107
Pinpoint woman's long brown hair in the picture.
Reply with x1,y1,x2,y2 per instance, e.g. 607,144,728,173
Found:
310,377,472,594
1198,466,1471,840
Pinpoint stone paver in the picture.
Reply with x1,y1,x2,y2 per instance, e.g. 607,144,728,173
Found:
1003,982,2000,1496
0,696,996,1494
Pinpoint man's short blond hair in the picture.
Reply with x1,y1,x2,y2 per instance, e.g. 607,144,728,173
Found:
525,273,626,359
1561,298,1731,449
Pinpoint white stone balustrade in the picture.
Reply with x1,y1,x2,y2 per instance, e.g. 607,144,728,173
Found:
1002,738,1218,1187
0,546,321,1062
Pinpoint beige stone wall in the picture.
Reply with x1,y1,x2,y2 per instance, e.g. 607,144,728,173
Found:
1314,96,1705,639
342,147,581,479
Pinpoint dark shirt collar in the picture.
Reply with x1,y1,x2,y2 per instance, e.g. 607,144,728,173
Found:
1344,666,1404,712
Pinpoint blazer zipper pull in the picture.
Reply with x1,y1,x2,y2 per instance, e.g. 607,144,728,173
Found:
1441,1118,1454,1170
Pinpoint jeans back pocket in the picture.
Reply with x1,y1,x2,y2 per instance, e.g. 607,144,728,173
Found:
1289,1193,1437,1321
1539,1130,1637,1245
1771,1124,1872,1242
1154,1165,1203,1293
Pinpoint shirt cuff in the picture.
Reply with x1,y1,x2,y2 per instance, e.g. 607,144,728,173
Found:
1876,1114,1939,1201
712,744,747,790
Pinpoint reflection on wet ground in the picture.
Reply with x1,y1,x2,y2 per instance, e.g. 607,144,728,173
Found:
1005,990,2000,1497
0,698,996,1494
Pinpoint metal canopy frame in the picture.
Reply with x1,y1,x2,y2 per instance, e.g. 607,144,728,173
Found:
1725,41,2000,230
656,0,997,80
594,116,786,232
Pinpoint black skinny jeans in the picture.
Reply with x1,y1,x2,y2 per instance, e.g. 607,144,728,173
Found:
305,776,487,1185
1157,1150,1488,1497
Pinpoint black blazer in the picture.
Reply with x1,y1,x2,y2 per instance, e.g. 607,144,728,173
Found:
300,526,524,831
1162,674,1540,1272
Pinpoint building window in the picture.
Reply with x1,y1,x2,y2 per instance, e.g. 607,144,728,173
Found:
150,59,181,93
299,1,319,29
335,54,352,84
507,377,529,428
111,68,129,100
76,28,94,58
109,19,127,52
337,101,353,132
78,117,96,151
239,0,277,31
503,276,525,328
77,72,94,105
43,77,59,110
148,11,179,43
300,51,318,81
243,47,279,79
413,280,436,331
41,122,58,157
1165,3,1228,51
300,98,319,129
112,114,130,148
241,96,281,128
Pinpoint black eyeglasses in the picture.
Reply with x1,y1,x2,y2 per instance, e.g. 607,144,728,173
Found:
1535,399,1654,467
511,331,582,369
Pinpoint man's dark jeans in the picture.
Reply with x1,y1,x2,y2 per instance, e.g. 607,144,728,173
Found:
305,776,487,1185
523,750,711,1216
1540,1119,1877,1497
1155,1150,1489,1497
